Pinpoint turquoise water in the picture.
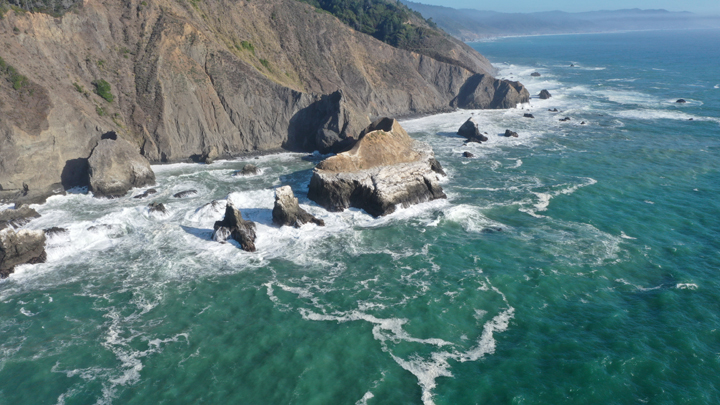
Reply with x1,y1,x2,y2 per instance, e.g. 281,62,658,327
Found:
2,29,720,404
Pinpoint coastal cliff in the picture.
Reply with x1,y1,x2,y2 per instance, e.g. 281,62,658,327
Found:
0,0,527,203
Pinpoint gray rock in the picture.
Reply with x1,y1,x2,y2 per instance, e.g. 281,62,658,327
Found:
531,72,541,77
235,164,259,176
524,113,535,119
0,206,41,230
148,202,167,214
212,203,256,252
548,108,559,112
676,99,687,103
272,186,324,228
539,89,552,99
133,189,157,199
452,74,530,109
43,227,68,236
463,151,475,158
308,118,446,217
559,117,571,122
429,158,446,176
504,130,519,138
173,190,198,198
88,138,155,198
0,229,46,278
458,117,489,143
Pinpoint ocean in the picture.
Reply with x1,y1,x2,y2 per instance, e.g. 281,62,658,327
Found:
1,29,720,404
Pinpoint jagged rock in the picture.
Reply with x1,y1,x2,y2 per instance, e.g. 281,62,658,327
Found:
531,72,541,77
148,202,167,214
87,224,114,232
212,203,256,252
504,130,519,138
235,164,260,176
452,74,530,109
676,99,687,103
549,108,559,112
272,186,324,228
559,117,571,122
524,113,535,118
0,206,41,230
173,190,198,198
463,152,475,158
133,189,157,199
43,227,68,236
0,229,46,278
457,117,489,143
539,90,552,99
581,121,586,125
429,158,446,176
308,118,446,217
88,138,155,198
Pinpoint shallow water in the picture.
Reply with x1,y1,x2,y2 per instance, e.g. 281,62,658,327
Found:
1,29,720,404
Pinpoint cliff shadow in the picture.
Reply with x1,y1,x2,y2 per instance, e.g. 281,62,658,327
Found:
61,158,89,189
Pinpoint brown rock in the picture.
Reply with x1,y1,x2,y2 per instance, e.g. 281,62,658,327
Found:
0,229,46,278
273,186,324,228
88,138,155,198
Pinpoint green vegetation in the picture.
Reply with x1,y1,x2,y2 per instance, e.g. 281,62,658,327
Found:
239,41,255,53
0,56,28,91
96,105,106,116
72,82,84,93
297,0,437,49
92,79,114,102
96,59,105,68
259,58,271,70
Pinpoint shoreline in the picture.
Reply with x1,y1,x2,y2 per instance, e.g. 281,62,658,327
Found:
464,26,720,43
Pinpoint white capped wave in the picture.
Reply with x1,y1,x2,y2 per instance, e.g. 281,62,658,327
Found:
676,283,698,290
613,109,720,124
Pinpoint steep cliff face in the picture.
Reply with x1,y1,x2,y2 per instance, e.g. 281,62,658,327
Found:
0,0,524,203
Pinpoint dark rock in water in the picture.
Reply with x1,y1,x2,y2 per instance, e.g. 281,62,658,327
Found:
88,138,155,198
688,118,694,121
87,224,114,232
462,152,475,158
548,108,559,112
559,117,571,122
148,202,167,214
308,118,446,217
482,227,503,233
523,113,535,119
43,227,68,236
133,189,157,199
539,89,552,99
452,74,530,109
429,158,446,176
173,190,198,198
458,117,489,143
0,206,41,231
531,72,541,77
235,164,260,176
676,99,687,103
581,121,586,125
0,229,46,278
272,186,324,228
504,130,519,138
570,63,575,67
212,203,256,252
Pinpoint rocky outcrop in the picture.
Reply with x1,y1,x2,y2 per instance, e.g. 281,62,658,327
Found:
235,164,259,176
539,89,552,99
463,151,475,158
504,130,519,138
173,190,198,199
308,118,446,217
148,202,167,214
559,117,571,122
524,114,535,118
531,72,541,77
212,203,256,252
0,206,41,231
457,117,489,143
87,138,155,198
452,74,530,110
272,186,324,228
133,189,157,199
676,99,687,103
0,228,46,278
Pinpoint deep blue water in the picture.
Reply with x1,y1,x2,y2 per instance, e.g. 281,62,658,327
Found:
1,29,719,404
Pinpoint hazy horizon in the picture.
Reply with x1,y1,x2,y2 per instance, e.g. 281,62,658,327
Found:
410,0,720,15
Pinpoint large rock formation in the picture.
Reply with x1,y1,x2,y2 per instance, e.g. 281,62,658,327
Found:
0,0,527,204
452,74,530,109
308,118,446,217
0,228,46,278
273,186,324,228
457,117,489,143
212,203,256,252
87,137,156,198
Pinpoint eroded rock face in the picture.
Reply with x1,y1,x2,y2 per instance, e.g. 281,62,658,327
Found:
0,229,46,278
0,206,41,231
212,203,256,252
88,138,155,198
452,74,530,110
539,89,552,99
272,186,324,228
458,117,489,143
308,118,446,217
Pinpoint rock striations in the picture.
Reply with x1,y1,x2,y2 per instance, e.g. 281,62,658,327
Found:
273,186,324,228
308,118,446,217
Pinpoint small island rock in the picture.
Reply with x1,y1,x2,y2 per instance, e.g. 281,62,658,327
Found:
88,137,155,198
212,203,256,252
524,113,535,119
539,90,552,99
273,186,324,228
531,72,541,77
676,99,687,103
235,164,260,176
463,152,475,158
504,130,519,138
458,117,489,143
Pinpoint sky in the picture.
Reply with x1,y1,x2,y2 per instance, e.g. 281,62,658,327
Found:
412,0,720,14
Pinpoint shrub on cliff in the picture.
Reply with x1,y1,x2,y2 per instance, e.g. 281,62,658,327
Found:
92,79,114,103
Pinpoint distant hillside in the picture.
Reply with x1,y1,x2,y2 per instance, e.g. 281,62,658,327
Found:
401,1,720,41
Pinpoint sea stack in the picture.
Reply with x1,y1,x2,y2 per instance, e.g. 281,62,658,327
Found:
539,89,552,99
308,118,446,217
458,117,489,142
212,203,257,252
87,137,156,198
272,186,325,228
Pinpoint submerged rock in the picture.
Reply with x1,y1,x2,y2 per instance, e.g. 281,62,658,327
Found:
463,152,475,158
273,186,324,228
308,118,446,217
0,205,41,231
88,138,155,198
539,89,552,99
524,113,535,119
548,108,559,112
559,117,571,122
676,99,687,103
504,129,519,138
212,203,256,252
0,229,46,278
43,227,68,236
173,190,198,198
457,117,489,143
531,72,541,77
148,202,167,214
452,74,530,109
133,189,157,199
234,164,259,176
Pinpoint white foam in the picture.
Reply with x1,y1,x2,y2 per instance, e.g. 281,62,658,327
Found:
355,392,375,405
620,231,636,240
613,109,720,124
676,283,698,290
